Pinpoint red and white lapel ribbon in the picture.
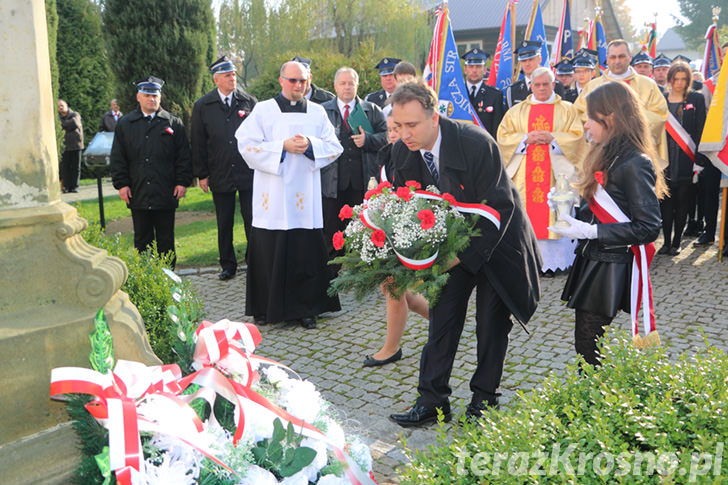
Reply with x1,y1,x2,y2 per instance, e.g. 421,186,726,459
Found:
666,111,702,173
589,185,657,339
359,189,500,270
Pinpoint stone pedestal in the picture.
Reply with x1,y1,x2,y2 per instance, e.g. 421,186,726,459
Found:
0,1,160,482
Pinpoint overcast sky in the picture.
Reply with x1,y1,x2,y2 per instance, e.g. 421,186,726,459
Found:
626,0,686,35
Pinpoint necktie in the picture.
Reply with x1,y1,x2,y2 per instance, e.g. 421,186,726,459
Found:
423,151,440,187
224,96,230,108
470,85,476,98
343,104,351,131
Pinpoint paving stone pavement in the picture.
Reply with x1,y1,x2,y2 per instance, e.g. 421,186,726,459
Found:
183,235,727,484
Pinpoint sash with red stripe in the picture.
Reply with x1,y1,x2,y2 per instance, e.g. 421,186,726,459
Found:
525,103,554,239
665,111,696,162
588,184,658,345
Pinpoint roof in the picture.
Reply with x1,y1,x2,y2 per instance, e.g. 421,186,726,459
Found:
657,28,687,51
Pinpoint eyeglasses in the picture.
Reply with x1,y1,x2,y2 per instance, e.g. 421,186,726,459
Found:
282,76,308,85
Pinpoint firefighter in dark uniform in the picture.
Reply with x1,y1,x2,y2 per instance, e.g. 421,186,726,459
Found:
505,40,564,109
291,56,335,105
364,57,401,108
190,56,257,281
110,76,193,268
557,60,578,102
461,47,504,138
565,48,598,102
631,50,654,78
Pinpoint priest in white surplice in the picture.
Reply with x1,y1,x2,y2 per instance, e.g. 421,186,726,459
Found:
236,61,343,329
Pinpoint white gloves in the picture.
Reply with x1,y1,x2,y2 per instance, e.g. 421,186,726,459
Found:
548,213,598,240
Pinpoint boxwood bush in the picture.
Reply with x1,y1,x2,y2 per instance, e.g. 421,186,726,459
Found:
400,331,728,484
82,222,204,363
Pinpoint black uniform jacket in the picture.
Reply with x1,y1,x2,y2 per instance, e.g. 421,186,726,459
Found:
576,147,662,264
309,84,335,104
364,89,390,109
505,78,565,109
190,88,257,192
110,107,192,210
469,82,504,138
390,117,542,325
663,90,708,184
98,110,119,133
320,97,388,197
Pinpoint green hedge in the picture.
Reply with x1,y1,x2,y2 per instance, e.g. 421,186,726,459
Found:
400,330,728,484
82,223,204,363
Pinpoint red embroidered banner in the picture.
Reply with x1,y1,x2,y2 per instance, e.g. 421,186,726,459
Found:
525,103,554,239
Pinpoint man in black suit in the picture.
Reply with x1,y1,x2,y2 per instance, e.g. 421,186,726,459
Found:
387,81,541,426
461,47,503,138
505,40,564,109
564,48,598,102
98,99,122,133
321,67,388,259
291,56,335,105
190,56,257,281
364,57,400,108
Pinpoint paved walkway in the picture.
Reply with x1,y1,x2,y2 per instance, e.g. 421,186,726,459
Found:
184,235,728,483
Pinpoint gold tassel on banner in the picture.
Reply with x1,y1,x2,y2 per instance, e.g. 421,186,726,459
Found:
642,330,661,349
632,333,644,350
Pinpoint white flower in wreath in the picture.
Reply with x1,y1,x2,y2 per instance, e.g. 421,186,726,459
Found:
278,379,322,423
347,440,373,473
324,418,346,449
238,464,278,485
317,474,352,485
141,452,199,484
240,401,275,443
298,437,328,481
264,365,289,386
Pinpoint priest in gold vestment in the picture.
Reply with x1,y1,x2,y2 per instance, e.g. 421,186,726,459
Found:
497,67,584,273
573,39,668,168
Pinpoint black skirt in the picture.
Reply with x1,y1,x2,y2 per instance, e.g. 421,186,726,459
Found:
561,253,631,318
246,227,341,322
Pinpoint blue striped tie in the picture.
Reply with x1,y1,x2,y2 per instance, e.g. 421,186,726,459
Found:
423,151,440,187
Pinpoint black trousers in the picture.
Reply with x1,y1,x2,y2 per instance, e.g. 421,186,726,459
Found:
660,182,694,247
212,190,252,273
131,208,176,267
417,266,513,407
574,309,613,366
60,149,81,191
701,164,722,239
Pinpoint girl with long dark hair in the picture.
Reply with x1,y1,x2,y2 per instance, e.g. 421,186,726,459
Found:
550,82,667,365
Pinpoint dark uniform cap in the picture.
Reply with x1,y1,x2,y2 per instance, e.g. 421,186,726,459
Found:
291,56,312,69
134,76,164,94
555,60,574,75
672,54,692,65
572,48,598,69
516,40,542,61
461,48,489,65
631,51,653,66
210,55,236,75
653,53,672,67
375,57,401,76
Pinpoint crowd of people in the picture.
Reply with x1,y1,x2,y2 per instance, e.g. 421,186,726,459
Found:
57,35,726,427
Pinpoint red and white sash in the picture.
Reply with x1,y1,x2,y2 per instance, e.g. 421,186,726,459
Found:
588,185,657,341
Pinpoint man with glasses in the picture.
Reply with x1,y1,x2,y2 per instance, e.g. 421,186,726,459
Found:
235,61,343,329
573,39,668,166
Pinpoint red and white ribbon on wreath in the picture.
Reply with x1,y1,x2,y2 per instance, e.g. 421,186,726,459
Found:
589,185,657,340
359,189,500,270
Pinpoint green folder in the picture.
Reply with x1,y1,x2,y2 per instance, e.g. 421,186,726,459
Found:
347,103,373,135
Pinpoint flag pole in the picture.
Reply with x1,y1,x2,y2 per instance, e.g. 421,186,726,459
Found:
514,0,540,79
511,0,518,79
719,187,726,262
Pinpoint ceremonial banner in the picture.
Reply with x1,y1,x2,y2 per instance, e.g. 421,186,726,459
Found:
528,1,550,67
702,22,723,81
699,53,728,176
550,0,573,63
487,1,515,92
525,103,554,239
423,3,483,127
644,22,657,58
587,17,607,71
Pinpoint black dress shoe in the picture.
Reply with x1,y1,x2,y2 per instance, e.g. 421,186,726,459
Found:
657,245,670,255
362,348,402,367
253,316,267,326
464,398,498,422
389,402,451,428
301,316,317,329
218,269,236,281
683,221,700,237
693,236,715,247
669,246,681,256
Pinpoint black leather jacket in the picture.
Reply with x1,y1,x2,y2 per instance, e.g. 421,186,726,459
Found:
576,149,661,263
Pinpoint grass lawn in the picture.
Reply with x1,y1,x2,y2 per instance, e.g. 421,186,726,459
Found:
72,186,247,268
